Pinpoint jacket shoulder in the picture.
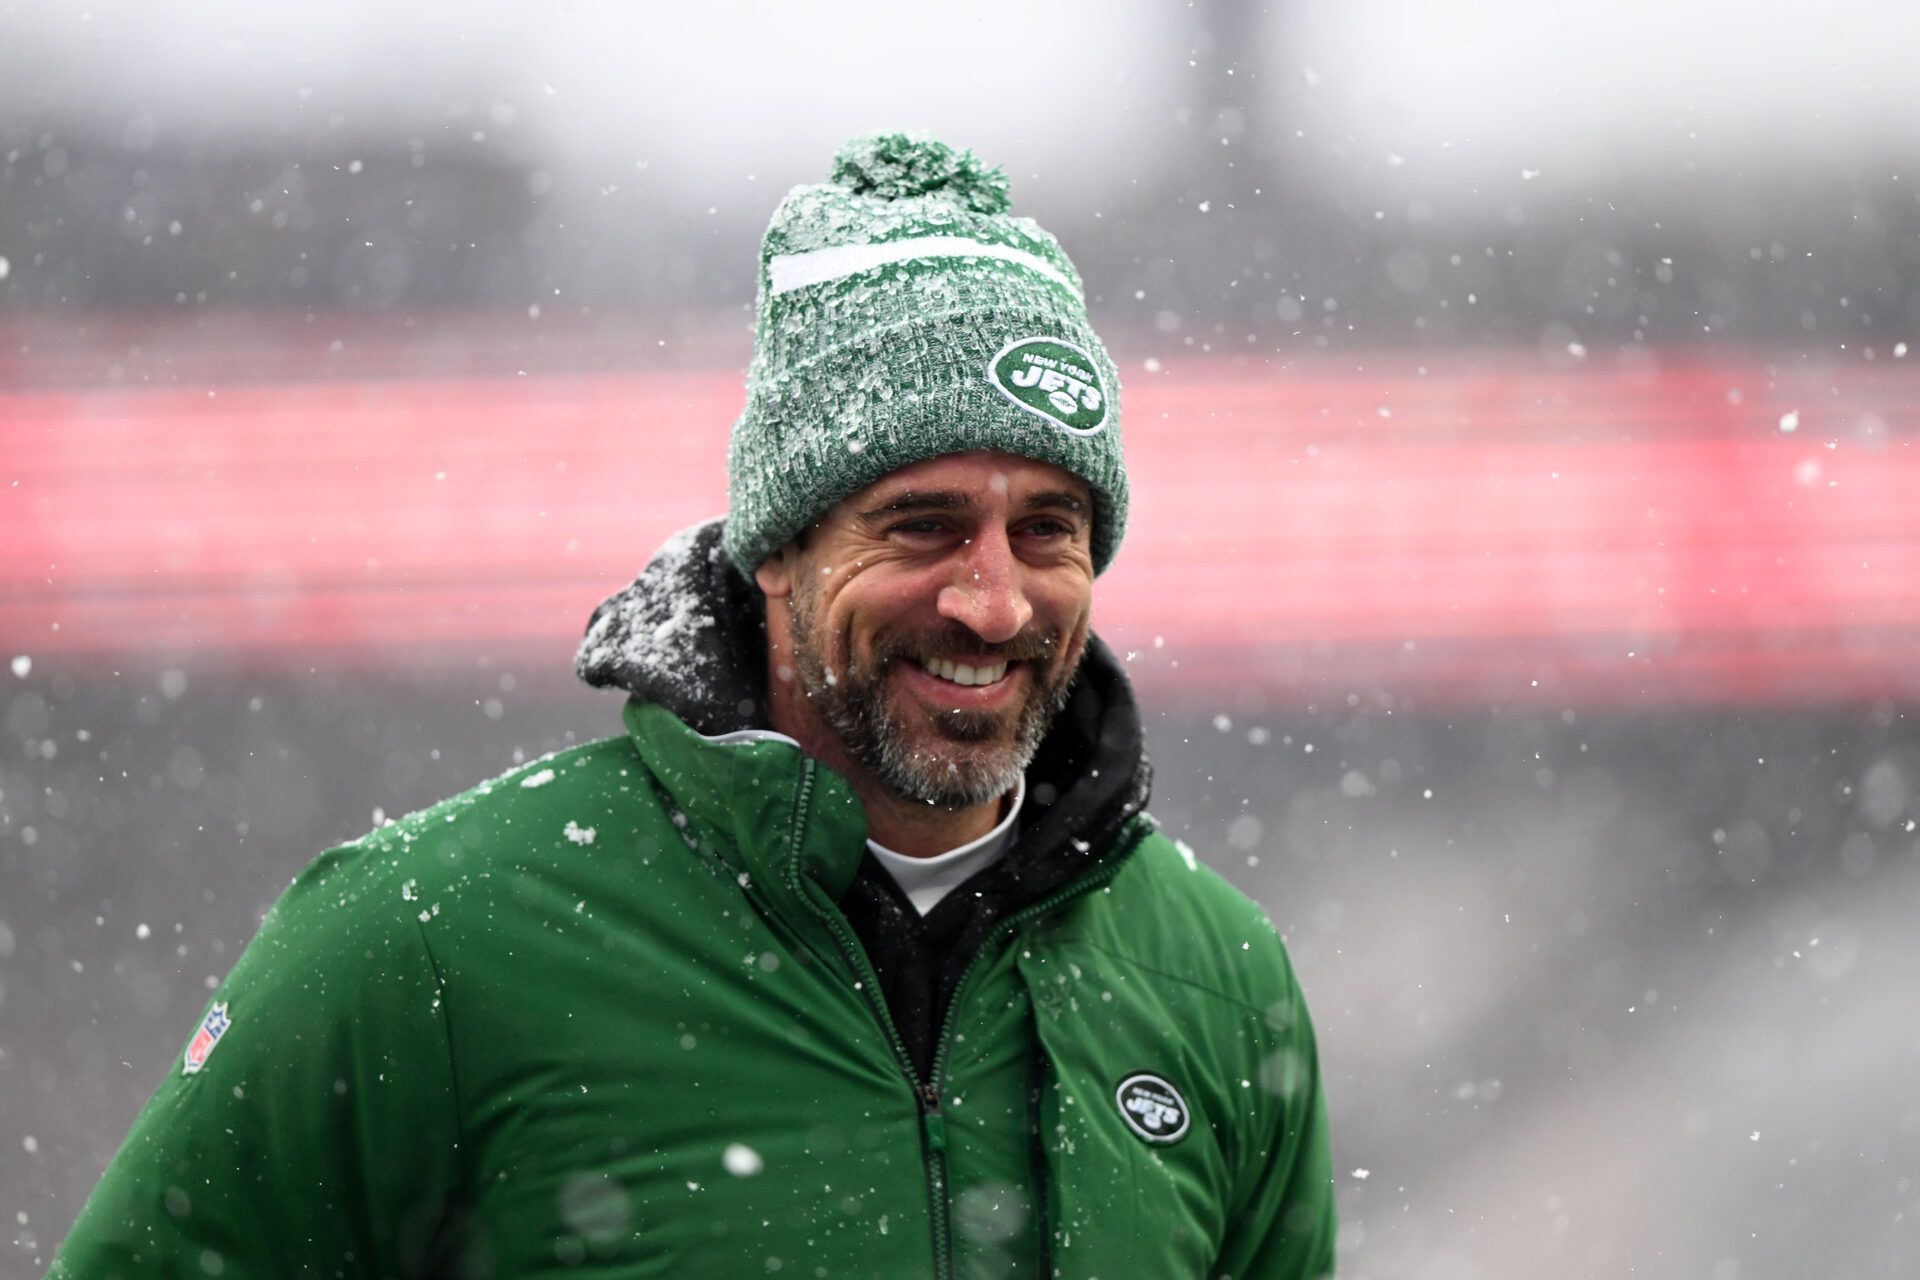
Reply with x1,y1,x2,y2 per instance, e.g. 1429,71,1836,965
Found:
1064,824,1305,1018
378,733,645,840
338,733,645,872
202,736,634,996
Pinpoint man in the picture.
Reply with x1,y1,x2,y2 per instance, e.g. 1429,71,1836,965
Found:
53,132,1335,1278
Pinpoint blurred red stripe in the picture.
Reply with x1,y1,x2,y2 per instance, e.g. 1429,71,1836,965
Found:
5,354,1918,705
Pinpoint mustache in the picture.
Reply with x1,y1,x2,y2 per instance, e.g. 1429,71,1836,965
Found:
866,622,1061,669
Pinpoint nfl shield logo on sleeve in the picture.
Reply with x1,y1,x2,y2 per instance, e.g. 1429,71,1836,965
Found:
182,1002,232,1075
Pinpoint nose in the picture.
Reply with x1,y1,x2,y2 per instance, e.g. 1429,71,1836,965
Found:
936,527,1033,644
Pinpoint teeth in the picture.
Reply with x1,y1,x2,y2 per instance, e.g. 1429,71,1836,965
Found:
920,657,1010,687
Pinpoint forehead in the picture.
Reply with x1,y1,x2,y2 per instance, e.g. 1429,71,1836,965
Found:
845,450,1089,510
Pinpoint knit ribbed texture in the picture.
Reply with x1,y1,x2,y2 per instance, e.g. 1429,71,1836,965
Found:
725,131,1127,574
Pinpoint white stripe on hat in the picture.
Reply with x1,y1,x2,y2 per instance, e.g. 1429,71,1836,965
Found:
767,235,1078,297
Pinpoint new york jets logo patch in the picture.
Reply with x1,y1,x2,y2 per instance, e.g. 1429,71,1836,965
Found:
987,336,1108,435
1115,1071,1190,1144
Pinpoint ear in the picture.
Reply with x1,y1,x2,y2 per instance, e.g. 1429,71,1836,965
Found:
754,543,798,600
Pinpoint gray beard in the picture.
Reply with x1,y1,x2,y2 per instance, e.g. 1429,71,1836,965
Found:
787,580,1077,809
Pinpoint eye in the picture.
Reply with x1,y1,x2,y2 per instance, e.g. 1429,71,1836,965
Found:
1019,515,1078,540
887,517,953,542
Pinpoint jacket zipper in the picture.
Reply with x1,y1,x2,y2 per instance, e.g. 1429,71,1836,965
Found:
784,759,1152,1278
1023,1035,1053,1278
923,820,1147,1274
784,761,957,1279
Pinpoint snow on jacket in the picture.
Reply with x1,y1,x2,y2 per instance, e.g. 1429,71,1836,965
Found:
51,520,1335,1279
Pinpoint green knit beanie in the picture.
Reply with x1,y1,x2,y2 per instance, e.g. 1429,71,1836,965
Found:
725,131,1128,575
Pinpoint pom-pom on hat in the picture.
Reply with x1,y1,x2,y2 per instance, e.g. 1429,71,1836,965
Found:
725,131,1127,575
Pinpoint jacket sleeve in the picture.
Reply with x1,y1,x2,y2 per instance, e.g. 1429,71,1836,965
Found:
1213,957,1338,1280
49,838,462,1280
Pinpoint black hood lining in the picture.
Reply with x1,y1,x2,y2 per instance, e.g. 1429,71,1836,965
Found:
576,519,770,737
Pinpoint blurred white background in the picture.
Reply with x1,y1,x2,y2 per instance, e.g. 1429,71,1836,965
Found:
5,4,1918,1277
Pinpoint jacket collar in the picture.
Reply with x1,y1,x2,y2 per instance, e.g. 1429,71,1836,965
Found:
618,698,868,908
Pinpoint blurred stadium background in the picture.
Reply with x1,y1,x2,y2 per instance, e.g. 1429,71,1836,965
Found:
4,2,1918,1276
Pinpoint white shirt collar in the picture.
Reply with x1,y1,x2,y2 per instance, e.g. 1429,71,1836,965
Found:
865,776,1026,916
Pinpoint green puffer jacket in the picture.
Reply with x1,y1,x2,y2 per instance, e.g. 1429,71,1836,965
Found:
52,523,1335,1279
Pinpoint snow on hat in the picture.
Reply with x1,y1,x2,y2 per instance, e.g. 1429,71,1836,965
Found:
724,131,1127,575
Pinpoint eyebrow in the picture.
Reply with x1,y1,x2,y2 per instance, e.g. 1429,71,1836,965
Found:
1023,489,1088,514
859,490,973,519
856,488,1088,522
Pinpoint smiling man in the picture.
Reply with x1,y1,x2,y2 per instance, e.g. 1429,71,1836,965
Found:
53,133,1334,1279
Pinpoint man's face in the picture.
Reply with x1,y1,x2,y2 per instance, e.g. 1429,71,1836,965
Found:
758,451,1097,809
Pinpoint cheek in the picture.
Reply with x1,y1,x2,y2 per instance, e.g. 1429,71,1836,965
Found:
817,594,889,669
1033,574,1095,639
829,573,942,649
1042,595,1095,674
